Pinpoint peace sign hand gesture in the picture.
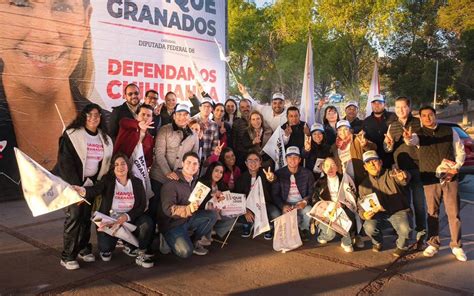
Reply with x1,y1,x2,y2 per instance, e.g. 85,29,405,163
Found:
304,135,312,152
357,130,367,147
213,140,225,156
402,126,413,141
263,166,275,182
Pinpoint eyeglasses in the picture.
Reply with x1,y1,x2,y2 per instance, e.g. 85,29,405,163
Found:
246,159,260,164
146,95,158,100
127,91,139,96
86,113,101,118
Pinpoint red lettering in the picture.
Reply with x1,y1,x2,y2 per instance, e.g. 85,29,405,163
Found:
108,59,121,75
166,65,177,79
134,62,144,76
209,69,217,83
123,60,133,76
144,62,153,78
199,69,209,81
176,66,188,80
154,64,165,79
107,80,122,99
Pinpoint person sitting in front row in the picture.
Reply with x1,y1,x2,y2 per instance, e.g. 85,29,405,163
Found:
272,146,314,241
358,150,411,257
74,153,154,268
157,152,218,258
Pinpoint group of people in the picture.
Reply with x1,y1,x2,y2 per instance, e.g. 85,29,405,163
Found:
54,82,468,271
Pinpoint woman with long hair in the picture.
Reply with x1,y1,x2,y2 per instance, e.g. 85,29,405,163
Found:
302,123,332,180
0,0,98,199
74,153,154,268
242,110,274,168
54,103,113,270
322,106,340,145
212,103,232,148
223,98,239,126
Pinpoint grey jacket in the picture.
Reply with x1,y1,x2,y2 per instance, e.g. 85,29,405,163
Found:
150,123,199,183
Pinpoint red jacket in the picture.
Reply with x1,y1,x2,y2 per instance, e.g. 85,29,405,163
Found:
114,118,154,167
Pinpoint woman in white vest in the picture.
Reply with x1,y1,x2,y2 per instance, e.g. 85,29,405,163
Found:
54,103,113,270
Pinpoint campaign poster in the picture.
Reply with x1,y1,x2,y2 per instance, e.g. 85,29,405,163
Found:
0,0,227,200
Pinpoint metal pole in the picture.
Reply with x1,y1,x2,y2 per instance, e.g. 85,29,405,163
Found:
433,60,438,110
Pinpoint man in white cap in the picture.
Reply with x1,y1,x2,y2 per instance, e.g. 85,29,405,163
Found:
150,103,199,212
238,83,287,131
362,95,396,169
359,150,411,257
272,146,315,241
192,97,219,160
343,101,362,133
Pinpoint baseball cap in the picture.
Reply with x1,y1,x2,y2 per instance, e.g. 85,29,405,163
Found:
363,150,380,163
272,92,285,101
345,101,359,109
200,97,214,107
310,123,325,134
175,104,191,114
336,120,351,129
286,146,300,157
370,94,384,103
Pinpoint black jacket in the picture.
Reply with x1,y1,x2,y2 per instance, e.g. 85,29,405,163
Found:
109,102,136,140
313,173,343,204
301,142,332,179
85,174,147,222
362,110,397,168
235,169,274,205
386,115,421,170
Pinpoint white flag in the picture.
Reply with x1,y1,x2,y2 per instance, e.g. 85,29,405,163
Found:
246,177,270,238
92,211,139,247
214,37,230,62
366,61,380,117
337,173,362,233
262,127,287,170
273,210,302,253
130,142,154,201
300,35,315,126
14,147,84,217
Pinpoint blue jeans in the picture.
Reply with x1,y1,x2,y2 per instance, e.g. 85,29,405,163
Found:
317,207,356,246
97,214,154,252
363,210,411,250
163,210,217,258
288,202,312,231
407,169,427,241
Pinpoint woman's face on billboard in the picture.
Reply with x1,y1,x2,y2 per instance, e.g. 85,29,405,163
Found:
0,0,92,93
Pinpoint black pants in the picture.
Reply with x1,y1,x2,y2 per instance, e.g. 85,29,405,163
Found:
146,178,163,230
61,203,92,261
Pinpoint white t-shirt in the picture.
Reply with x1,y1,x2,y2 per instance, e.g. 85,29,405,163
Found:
327,175,340,203
111,179,135,215
287,174,302,203
84,133,104,178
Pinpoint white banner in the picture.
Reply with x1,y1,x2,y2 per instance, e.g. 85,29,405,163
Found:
130,142,154,201
14,148,84,217
246,177,270,238
90,0,227,107
262,127,287,170
273,210,302,253
307,201,352,237
208,191,246,217
366,61,380,117
92,211,139,247
300,35,315,127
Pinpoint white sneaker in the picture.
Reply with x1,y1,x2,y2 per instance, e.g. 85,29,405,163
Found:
60,260,80,270
78,253,96,262
193,242,209,256
423,245,438,257
317,238,328,245
452,247,467,262
341,243,354,253
135,252,154,268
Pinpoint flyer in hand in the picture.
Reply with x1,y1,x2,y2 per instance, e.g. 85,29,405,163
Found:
307,200,352,236
358,193,382,213
188,182,211,206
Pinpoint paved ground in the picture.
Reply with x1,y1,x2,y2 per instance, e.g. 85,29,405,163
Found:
0,199,473,296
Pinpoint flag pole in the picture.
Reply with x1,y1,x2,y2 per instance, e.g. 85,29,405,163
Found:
221,216,239,248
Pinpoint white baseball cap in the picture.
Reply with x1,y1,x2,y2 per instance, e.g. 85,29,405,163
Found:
336,120,351,129
272,92,285,101
175,104,191,114
370,95,385,103
286,146,300,157
310,123,325,134
345,101,359,109
363,150,380,163
200,97,214,107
